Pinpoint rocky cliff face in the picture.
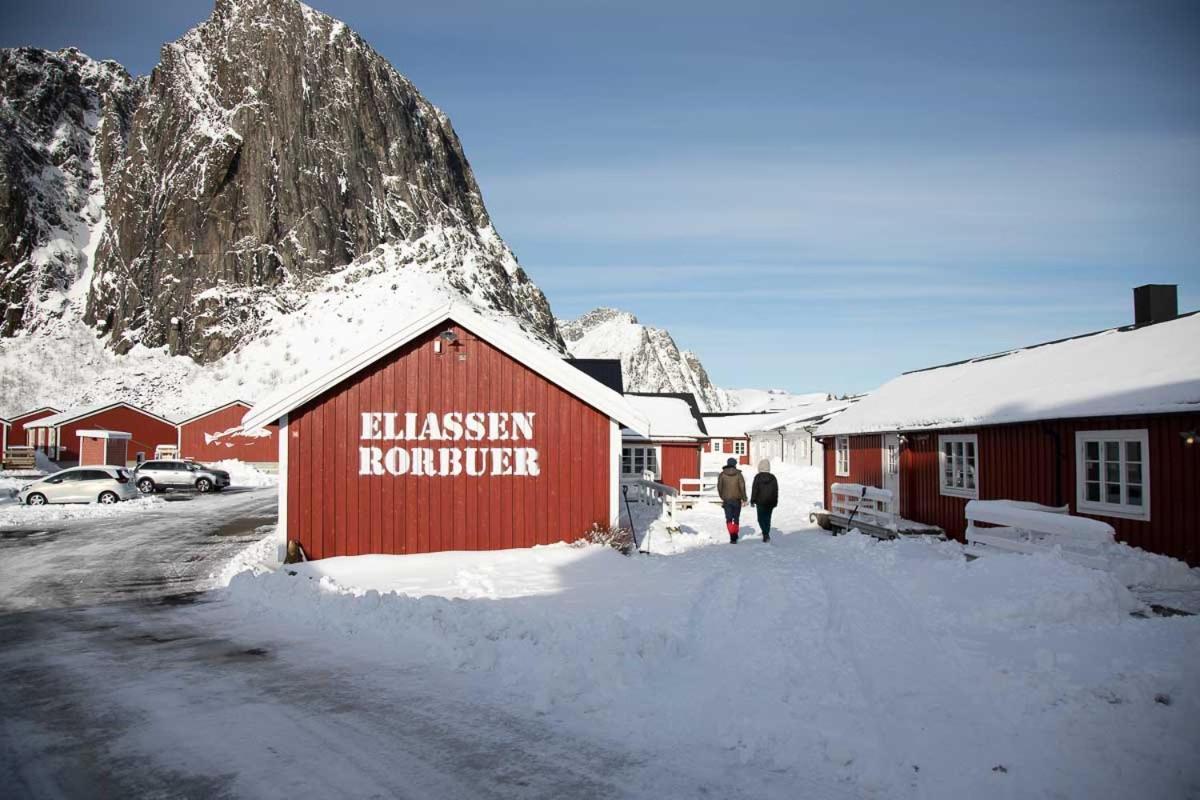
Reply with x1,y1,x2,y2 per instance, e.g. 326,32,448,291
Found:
0,48,140,335
80,0,558,361
559,308,729,411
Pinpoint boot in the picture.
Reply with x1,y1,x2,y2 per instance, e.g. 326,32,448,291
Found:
730,533,738,544
762,532,771,543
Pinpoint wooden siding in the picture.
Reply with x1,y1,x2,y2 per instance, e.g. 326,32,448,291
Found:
79,436,127,466
179,403,278,463
660,443,702,490
820,434,883,511
56,408,177,464
900,413,1200,565
287,324,613,559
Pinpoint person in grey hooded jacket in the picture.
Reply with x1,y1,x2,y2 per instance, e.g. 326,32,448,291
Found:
751,459,779,542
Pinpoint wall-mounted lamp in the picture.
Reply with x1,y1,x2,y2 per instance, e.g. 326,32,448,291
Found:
433,329,459,354
1182,430,1197,446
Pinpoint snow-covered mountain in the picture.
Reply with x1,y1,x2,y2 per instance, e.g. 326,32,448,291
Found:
725,388,834,413
558,308,729,412
0,0,560,417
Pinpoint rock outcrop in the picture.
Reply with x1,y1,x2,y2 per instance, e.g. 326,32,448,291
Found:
559,307,729,411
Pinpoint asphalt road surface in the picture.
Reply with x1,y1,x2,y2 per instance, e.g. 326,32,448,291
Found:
0,488,658,800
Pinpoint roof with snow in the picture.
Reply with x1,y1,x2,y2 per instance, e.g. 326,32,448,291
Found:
176,400,254,427
567,359,624,394
699,413,773,438
622,394,706,440
818,312,1200,436
24,402,176,429
744,400,853,434
243,303,650,435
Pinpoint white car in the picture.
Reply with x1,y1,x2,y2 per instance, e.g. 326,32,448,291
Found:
18,466,141,506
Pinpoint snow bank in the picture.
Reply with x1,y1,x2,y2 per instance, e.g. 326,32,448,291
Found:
204,459,277,488
0,495,165,522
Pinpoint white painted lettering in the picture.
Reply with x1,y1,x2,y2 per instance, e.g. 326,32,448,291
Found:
384,447,409,475
418,413,442,441
359,446,384,475
511,412,535,441
439,448,463,476
361,413,382,440
464,412,486,441
491,447,514,476
442,412,464,440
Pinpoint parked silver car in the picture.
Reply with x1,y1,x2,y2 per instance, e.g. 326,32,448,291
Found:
133,459,231,494
19,466,140,506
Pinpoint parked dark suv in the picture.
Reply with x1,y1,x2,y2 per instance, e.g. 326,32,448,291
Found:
133,459,231,494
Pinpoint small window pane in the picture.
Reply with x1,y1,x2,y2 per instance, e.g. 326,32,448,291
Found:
1104,441,1120,462
1125,441,1141,463
1085,441,1099,460
1105,462,1120,484
1126,463,1142,486
1086,482,1100,502
1127,485,1143,506
1085,462,1099,481
1105,483,1121,504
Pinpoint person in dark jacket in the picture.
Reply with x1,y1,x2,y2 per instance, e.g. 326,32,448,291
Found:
716,457,747,543
751,459,779,543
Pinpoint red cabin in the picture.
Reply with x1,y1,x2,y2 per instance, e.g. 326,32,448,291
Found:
24,402,177,465
699,414,767,465
177,400,278,465
620,393,707,490
818,288,1200,565
8,406,60,448
242,303,650,560
0,416,9,454
77,430,132,467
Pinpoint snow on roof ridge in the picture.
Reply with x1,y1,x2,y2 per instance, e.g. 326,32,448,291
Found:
818,311,1200,436
243,302,650,434
24,402,176,429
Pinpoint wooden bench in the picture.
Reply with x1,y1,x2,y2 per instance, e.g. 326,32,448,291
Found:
964,499,1114,570
2,446,36,471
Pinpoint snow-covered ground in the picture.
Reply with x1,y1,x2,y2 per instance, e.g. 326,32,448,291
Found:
217,463,1200,799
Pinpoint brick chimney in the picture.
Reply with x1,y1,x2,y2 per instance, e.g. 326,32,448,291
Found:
1133,284,1178,326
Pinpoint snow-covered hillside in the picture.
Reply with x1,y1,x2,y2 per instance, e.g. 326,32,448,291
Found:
0,0,561,418
725,388,835,413
558,308,729,411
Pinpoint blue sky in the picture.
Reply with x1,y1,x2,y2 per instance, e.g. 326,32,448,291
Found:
5,0,1198,393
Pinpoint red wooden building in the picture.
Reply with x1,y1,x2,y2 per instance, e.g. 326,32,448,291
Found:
817,288,1200,565
8,406,60,448
77,430,132,467
242,303,650,560
24,402,178,465
699,414,766,465
177,400,278,464
621,393,707,490
0,417,9,454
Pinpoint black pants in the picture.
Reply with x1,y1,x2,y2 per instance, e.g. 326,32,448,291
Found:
722,500,742,525
757,505,775,537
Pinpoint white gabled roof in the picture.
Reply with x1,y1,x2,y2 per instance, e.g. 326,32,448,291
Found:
243,303,650,434
700,414,770,438
744,400,852,434
9,406,60,422
24,402,176,430
818,312,1200,436
622,395,706,440
177,400,254,427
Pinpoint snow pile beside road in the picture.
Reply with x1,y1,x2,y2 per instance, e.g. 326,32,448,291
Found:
1103,543,1200,613
211,529,281,588
0,495,165,522
205,459,277,488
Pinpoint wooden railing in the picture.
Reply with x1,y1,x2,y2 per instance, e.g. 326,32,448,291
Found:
965,499,1114,569
620,474,682,527
830,482,895,529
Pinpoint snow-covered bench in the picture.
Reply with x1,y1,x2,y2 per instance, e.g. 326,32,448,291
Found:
831,482,895,527
964,500,1115,570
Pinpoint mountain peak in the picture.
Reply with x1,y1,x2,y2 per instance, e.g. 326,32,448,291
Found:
557,308,728,411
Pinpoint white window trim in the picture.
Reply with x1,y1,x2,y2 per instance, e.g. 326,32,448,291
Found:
621,444,662,480
938,433,979,499
835,436,850,477
733,440,747,456
1075,429,1150,521
710,438,724,452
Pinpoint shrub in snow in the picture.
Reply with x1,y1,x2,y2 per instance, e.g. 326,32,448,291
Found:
576,522,635,555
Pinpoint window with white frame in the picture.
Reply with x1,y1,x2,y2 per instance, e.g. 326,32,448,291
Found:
1076,430,1149,520
621,446,660,479
835,436,850,476
733,440,747,456
710,438,723,452
938,434,978,498
885,442,899,476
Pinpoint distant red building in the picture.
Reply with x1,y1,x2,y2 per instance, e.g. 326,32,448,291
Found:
699,414,767,465
177,400,277,464
621,393,707,490
77,430,132,467
8,406,60,448
817,287,1200,565
24,402,177,465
